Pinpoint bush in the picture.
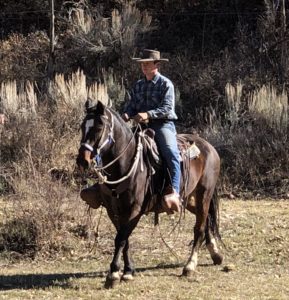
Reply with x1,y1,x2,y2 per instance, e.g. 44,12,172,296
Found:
0,217,38,259
0,32,49,81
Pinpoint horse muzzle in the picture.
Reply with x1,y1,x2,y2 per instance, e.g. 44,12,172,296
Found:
76,150,93,173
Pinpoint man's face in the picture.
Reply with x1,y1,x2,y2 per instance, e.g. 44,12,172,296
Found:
140,61,159,77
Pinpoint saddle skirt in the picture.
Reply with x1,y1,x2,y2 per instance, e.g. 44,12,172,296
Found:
141,129,201,169
178,137,201,160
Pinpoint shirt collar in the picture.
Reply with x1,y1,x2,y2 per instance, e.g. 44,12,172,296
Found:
145,72,160,84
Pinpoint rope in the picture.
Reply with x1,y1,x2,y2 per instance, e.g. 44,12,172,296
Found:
95,135,143,185
93,113,139,171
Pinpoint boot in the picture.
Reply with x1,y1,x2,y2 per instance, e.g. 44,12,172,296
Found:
80,184,102,209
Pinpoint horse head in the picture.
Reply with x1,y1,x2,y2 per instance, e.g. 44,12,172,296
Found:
76,100,114,172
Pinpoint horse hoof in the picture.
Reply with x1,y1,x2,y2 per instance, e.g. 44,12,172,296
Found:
212,253,223,265
104,272,120,289
122,273,134,282
182,268,194,277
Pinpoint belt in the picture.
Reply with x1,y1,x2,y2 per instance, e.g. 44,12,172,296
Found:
148,119,174,124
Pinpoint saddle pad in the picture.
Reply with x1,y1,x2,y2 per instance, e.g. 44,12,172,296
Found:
187,142,201,159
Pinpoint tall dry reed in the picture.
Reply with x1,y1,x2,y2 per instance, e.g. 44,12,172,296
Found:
249,85,288,133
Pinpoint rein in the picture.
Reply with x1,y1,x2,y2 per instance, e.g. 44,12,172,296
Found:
94,120,140,171
94,134,143,185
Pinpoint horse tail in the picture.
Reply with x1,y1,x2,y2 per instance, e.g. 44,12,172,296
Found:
207,188,221,241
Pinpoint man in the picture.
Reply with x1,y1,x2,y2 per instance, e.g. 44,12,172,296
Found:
122,49,181,213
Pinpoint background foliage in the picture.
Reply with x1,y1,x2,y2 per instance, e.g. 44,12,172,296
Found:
0,0,288,258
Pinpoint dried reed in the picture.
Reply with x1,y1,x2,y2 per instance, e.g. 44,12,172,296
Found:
249,85,288,132
0,80,38,118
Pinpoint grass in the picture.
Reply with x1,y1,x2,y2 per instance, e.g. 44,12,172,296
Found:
0,199,289,299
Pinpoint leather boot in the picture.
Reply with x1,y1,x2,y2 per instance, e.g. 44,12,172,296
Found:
80,185,102,209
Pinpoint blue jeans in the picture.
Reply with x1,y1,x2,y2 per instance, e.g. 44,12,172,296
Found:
149,121,181,194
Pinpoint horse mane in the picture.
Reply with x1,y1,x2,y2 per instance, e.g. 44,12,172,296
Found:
106,106,132,135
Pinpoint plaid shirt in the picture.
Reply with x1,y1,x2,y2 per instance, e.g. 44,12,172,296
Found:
124,72,177,120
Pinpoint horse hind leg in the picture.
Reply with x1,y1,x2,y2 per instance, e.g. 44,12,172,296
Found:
205,190,223,265
182,221,205,276
205,222,223,265
182,186,210,276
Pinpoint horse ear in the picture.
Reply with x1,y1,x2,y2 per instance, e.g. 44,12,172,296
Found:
96,101,105,115
85,97,97,112
85,97,106,115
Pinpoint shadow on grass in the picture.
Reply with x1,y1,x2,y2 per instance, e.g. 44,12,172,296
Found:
0,271,106,290
0,263,188,290
0,262,219,290
136,262,183,272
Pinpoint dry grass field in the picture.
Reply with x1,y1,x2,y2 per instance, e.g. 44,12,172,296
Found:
0,199,289,300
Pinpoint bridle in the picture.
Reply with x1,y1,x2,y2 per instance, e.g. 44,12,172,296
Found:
81,110,115,159
80,108,143,185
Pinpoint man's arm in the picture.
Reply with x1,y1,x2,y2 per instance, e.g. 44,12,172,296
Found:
147,81,176,119
122,89,137,119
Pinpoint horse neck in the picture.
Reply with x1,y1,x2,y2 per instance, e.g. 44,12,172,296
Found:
104,111,137,174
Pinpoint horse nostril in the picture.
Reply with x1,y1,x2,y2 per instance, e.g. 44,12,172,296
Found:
76,156,90,170
83,160,90,169
81,178,88,185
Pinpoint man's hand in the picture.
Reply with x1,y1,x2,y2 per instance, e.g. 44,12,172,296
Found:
122,113,130,122
133,112,149,123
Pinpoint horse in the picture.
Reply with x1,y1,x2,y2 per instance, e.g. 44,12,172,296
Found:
76,101,223,288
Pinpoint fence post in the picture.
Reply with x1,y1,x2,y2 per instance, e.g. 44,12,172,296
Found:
281,0,287,82
48,0,55,79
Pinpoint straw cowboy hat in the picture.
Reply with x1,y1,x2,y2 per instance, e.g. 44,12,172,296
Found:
132,49,169,62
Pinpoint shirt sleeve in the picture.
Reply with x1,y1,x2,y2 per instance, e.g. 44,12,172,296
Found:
147,81,175,119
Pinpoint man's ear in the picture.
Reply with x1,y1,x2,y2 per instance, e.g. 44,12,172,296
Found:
154,62,160,68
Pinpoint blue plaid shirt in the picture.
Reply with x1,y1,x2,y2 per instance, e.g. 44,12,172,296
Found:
124,72,177,120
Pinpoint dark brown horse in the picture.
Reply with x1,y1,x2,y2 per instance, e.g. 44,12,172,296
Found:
76,101,223,288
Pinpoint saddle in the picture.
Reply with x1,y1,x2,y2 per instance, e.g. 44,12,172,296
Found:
141,129,201,171
140,129,201,217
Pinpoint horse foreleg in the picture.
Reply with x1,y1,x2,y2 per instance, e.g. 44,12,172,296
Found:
104,232,123,289
122,240,134,281
105,215,140,288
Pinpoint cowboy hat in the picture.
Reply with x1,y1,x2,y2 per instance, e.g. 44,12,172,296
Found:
132,49,169,62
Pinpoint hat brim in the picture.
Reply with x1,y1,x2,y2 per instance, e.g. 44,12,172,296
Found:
132,58,169,62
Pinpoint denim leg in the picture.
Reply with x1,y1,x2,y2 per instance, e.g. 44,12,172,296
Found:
150,122,181,193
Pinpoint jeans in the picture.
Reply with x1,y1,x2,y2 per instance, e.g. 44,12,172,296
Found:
149,121,181,194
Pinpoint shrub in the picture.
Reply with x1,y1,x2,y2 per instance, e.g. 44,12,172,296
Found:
0,31,49,81
0,217,38,259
